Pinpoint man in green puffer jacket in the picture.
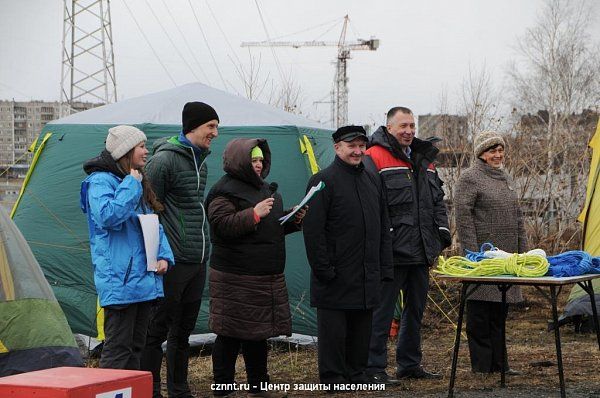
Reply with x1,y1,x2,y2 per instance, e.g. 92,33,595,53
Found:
141,102,219,398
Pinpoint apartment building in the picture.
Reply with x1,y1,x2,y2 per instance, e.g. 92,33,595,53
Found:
0,100,100,177
0,100,100,210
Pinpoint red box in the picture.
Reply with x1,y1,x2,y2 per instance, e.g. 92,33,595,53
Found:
0,367,152,398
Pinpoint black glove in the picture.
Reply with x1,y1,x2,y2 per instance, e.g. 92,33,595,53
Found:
439,228,452,250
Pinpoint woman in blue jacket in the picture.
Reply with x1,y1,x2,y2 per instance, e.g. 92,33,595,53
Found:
80,125,174,370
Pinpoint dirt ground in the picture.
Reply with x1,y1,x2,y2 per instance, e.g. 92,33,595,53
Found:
176,286,600,397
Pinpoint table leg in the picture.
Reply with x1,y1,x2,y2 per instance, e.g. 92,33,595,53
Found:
448,283,468,398
585,280,600,350
500,285,507,388
550,286,566,398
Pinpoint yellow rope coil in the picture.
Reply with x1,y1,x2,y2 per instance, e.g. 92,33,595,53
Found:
435,254,549,277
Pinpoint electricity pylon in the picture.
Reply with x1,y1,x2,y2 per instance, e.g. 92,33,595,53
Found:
60,0,117,116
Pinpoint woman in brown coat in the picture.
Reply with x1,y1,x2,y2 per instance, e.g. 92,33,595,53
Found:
455,130,527,375
206,138,305,397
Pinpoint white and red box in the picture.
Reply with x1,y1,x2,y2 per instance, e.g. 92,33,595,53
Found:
0,367,152,398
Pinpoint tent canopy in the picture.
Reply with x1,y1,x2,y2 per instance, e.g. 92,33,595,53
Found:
53,82,325,128
0,206,83,376
12,83,335,338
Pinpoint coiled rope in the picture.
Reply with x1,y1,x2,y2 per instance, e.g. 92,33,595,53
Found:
546,250,600,277
464,242,495,262
435,254,549,277
449,243,600,277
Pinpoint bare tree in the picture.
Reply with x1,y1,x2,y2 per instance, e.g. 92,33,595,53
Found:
231,50,271,101
509,0,599,124
232,52,305,115
506,0,600,251
438,64,502,253
461,63,503,137
268,71,304,115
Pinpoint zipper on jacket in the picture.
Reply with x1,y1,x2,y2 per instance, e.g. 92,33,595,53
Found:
191,147,208,264
123,257,133,285
191,148,199,190
200,202,206,264
190,147,203,192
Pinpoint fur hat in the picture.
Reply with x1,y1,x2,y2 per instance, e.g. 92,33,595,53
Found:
473,130,505,157
105,125,147,160
182,102,219,134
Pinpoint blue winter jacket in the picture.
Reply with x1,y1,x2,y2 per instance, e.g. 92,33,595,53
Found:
80,172,174,307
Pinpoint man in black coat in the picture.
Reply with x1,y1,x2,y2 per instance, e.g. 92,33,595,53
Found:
302,125,393,390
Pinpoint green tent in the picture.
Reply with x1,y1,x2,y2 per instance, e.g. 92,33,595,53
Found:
0,206,83,375
11,83,334,338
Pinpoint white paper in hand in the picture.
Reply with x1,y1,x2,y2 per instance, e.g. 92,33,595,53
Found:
279,180,325,225
138,214,160,272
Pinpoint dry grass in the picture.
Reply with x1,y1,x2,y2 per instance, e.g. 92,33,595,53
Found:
179,286,600,397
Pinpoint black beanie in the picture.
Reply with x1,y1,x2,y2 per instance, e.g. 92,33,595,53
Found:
182,102,220,133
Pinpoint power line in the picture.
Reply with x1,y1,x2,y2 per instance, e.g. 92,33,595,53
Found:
347,18,363,40
270,17,342,41
253,0,287,85
312,18,344,41
0,82,32,100
144,0,201,82
122,0,177,86
186,0,229,90
203,0,242,96
159,0,210,83
204,0,243,68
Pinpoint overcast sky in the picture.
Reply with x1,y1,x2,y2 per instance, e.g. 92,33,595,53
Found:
1,0,598,128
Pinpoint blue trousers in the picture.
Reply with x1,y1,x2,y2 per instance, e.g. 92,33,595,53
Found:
367,265,429,373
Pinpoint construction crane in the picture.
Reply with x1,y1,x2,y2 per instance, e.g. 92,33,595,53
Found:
242,15,379,128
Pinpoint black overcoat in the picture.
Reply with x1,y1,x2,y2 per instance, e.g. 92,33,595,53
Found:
302,156,393,310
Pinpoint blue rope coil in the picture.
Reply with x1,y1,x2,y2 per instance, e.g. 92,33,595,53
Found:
464,242,496,262
546,250,600,277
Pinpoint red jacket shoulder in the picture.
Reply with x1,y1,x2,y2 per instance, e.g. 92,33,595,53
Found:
366,145,411,171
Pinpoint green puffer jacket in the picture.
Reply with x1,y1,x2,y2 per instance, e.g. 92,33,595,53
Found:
146,136,210,265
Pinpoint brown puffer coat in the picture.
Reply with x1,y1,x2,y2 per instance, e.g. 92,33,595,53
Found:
209,268,291,340
206,138,295,340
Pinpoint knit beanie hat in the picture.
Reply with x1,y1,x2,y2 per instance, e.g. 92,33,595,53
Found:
182,102,219,134
473,130,505,157
105,125,147,160
251,146,264,159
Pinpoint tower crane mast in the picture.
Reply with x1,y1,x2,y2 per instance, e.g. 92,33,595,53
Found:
242,15,379,128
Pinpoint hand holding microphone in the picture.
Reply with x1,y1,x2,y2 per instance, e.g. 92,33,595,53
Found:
254,197,274,218
254,182,278,218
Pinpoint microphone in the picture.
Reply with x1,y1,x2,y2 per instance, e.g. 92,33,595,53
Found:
269,182,278,197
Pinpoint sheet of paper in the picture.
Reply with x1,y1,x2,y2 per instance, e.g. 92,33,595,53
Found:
279,181,325,225
138,214,159,272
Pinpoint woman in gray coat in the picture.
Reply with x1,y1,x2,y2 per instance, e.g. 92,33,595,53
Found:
455,130,527,374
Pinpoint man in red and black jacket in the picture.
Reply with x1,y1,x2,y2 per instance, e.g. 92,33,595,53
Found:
366,106,451,385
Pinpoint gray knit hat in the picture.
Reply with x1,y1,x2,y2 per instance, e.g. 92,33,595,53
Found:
473,130,505,157
105,125,147,160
